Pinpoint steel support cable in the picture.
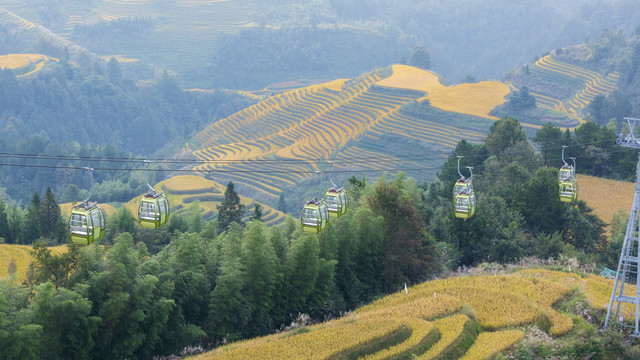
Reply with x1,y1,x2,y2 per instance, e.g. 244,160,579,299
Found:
0,138,618,165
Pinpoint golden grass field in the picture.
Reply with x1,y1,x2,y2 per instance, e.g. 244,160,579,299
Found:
0,54,46,69
192,269,620,360
374,64,510,119
576,174,634,226
0,244,67,283
426,81,510,119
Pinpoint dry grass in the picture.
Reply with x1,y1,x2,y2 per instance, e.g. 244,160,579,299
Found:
375,65,509,119
0,54,46,69
426,81,510,119
0,244,67,283
376,64,446,94
195,269,621,359
576,174,634,225
162,175,222,193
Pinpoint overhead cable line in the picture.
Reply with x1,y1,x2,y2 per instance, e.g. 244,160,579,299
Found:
0,138,621,166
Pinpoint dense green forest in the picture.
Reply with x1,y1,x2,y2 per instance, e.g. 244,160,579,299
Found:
0,61,255,155
1,117,636,359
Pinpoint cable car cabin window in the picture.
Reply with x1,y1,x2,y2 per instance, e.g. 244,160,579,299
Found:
559,168,572,182
325,195,339,211
162,198,170,215
98,208,105,229
561,183,574,196
140,201,157,220
90,210,102,231
302,208,318,225
470,195,476,208
157,199,166,215
70,214,89,235
340,192,348,207
455,197,469,211
453,185,465,196
320,204,329,220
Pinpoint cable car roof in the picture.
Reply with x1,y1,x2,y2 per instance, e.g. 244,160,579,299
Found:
73,201,99,211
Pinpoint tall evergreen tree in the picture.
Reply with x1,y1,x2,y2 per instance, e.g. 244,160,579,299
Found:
40,187,62,242
217,182,245,233
250,203,263,222
24,192,42,244
241,221,277,336
0,200,9,242
276,193,287,214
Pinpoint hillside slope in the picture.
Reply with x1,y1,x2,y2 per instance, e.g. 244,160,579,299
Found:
186,65,510,208
192,268,632,359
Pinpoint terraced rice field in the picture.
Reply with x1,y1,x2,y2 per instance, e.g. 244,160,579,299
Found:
187,66,499,204
0,53,58,78
527,55,619,120
0,244,67,283
575,174,634,226
194,269,618,359
124,175,286,226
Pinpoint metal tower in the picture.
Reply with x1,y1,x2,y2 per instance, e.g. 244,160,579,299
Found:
604,117,640,337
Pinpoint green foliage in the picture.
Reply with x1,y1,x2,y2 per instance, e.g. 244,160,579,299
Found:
367,176,436,291
250,203,263,222
485,116,528,156
408,45,431,70
217,181,245,234
533,122,564,166
28,242,80,288
507,86,536,110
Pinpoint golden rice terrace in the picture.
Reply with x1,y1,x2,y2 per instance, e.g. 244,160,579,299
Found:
192,269,626,359
186,65,512,201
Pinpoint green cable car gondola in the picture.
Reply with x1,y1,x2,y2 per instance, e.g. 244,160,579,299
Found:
138,161,170,229
559,179,578,203
453,177,473,200
139,192,170,229
68,167,106,245
301,198,329,233
558,147,578,203
69,202,106,245
454,191,476,219
324,186,348,218
323,161,349,218
453,157,476,219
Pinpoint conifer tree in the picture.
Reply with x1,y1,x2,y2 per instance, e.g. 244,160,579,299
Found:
217,182,245,233
0,200,9,242
277,193,287,214
24,192,42,243
250,203,263,222
41,187,62,242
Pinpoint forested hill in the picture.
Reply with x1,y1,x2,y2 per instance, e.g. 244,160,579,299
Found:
2,0,640,88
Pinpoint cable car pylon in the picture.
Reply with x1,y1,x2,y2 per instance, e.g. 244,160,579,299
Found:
603,117,640,338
